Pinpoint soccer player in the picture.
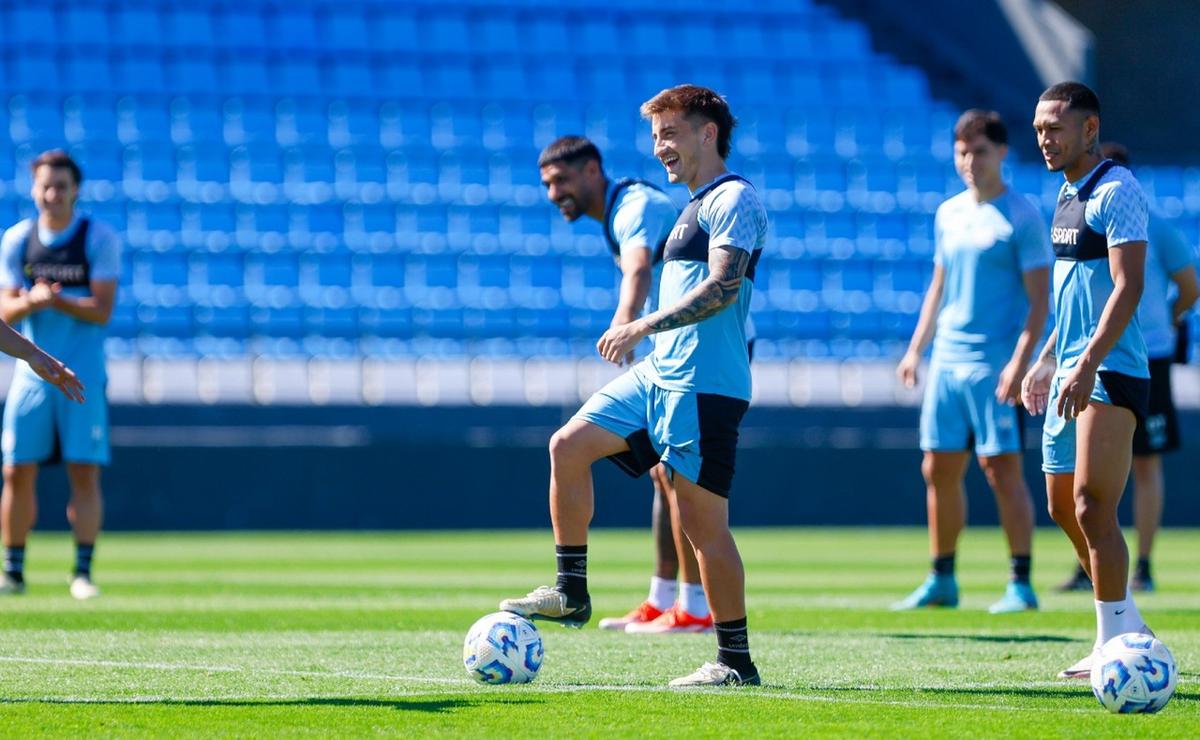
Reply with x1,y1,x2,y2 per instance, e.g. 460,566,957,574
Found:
1056,142,1199,594
1022,83,1156,678
893,110,1051,614
537,135,714,633
501,85,766,687
0,150,121,600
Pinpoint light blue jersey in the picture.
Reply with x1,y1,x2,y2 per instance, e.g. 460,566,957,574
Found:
931,189,1052,367
644,174,767,401
1140,209,1196,358
0,216,121,384
604,179,677,260
1051,161,1150,378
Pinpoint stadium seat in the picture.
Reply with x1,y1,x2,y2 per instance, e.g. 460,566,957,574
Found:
164,7,217,50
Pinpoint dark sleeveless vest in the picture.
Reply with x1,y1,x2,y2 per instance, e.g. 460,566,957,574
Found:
662,174,761,281
603,178,669,265
1051,160,1117,261
23,218,92,289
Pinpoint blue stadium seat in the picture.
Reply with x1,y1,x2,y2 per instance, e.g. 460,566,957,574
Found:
223,99,277,145
420,11,471,54
114,56,167,95
230,144,283,184
379,102,431,148
371,58,421,99
523,16,570,54
215,8,269,51
9,7,56,46
112,7,163,48
274,58,323,98
138,303,193,339
9,97,65,144
64,96,118,144
63,54,114,95
246,253,301,305
61,6,111,49
321,7,370,53
169,99,224,144
413,307,467,338
114,97,170,144
164,7,216,49
251,305,305,339
190,252,245,304
167,57,219,96
359,306,414,338
219,57,271,98
108,301,139,340
478,60,531,102
70,141,123,182
176,143,229,183
284,146,336,185
194,303,251,340
269,9,318,51
326,61,374,101
471,14,520,55
370,9,420,53
329,105,382,149
305,306,359,339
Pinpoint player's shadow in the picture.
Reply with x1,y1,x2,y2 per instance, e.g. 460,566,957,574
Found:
2,697,542,713
884,632,1077,644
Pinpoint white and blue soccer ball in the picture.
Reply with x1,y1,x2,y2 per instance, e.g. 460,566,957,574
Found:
463,612,544,685
1090,633,1177,714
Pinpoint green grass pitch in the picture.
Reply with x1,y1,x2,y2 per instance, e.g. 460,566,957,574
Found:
0,528,1195,737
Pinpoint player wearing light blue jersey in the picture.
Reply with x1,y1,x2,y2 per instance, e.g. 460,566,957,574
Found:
893,110,1051,615
503,86,764,688
1023,83,1158,680
1056,143,1200,595
0,151,119,601
537,136,715,634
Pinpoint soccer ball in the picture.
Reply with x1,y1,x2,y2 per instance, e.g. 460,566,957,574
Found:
1090,633,1177,713
463,612,544,685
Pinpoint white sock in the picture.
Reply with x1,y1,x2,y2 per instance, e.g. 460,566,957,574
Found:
648,577,677,611
1095,598,1132,647
679,582,709,619
1122,590,1147,633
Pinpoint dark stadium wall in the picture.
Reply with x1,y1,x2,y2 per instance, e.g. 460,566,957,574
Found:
18,405,1200,530
815,0,1046,156
1052,0,1200,164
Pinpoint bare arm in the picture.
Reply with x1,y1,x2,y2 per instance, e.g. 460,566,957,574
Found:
896,264,944,388
595,246,749,364
0,316,85,402
0,286,44,324
995,266,1050,403
611,248,653,327
49,280,117,325
1170,264,1199,324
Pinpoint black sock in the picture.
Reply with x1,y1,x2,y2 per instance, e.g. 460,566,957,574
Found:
1010,555,1032,584
716,617,757,677
4,546,24,583
75,543,94,578
932,553,955,576
1136,557,1152,581
554,545,588,602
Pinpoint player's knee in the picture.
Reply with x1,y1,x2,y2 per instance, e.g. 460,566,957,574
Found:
548,426,586,466
1073,489,1114,533
1047,495,1073,527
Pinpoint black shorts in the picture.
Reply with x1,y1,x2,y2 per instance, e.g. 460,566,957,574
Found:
1132,357,1181,455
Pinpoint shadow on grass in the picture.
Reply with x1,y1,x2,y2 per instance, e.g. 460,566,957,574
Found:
884,633,1078,644
0,696,543,712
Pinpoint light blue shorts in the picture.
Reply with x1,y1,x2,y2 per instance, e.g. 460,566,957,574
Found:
919,362,1022,457
574,365,748,497
1042,370,1148,474
2,373,110,465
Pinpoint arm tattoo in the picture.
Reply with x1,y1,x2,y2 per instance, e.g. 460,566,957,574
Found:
644,246,750,333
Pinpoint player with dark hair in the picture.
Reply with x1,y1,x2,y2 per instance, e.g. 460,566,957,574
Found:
893,109,1051,613
1056,142,1199,594
0,150,119,599
538,136,716,633
502,85,766,687
1023,82,1157,678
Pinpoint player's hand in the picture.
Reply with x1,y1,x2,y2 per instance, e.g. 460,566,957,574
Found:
25,348,85,403
896,350,921,388
597,320,650,365
26,280,60,310
995,360,1025,405
1055,363,1096,422
1020,357,1055,415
